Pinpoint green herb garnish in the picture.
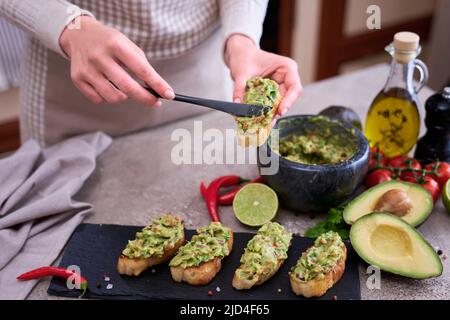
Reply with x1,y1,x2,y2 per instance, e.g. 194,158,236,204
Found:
304,207,349,240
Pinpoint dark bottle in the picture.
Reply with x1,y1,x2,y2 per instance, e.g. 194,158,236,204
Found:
414,87,450,164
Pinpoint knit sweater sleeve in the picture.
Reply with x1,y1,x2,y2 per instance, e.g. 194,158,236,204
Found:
0,0,94,57
219,0,269,47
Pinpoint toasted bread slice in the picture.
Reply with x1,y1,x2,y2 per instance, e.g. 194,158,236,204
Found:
170,226,233,286
118,236,185,276
290,242,347,298
232,222,292,290
232,259,283,290
117,214,184,276
236,120,272,148
236,77,282,148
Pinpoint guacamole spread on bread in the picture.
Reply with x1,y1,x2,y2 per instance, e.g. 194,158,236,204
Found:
237,222,292,281
122,214,183,259
237,77,279,132
291,231,344,281
169,222,231,268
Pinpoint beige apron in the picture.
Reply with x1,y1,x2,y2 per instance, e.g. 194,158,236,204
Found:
41,29,232,145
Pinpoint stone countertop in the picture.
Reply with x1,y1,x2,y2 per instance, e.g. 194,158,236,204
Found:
28,64,450,299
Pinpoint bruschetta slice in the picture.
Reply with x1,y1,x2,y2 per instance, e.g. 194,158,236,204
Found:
232,222,292,290
169,222,233,285
289,231,347,298
117,214,184,276
235,77,281,148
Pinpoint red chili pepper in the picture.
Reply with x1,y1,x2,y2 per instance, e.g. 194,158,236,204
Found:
205,175,245,222
216,185,241,205
217,176,264,205
200,177,263,206
200,181,208,199
17,266,88,293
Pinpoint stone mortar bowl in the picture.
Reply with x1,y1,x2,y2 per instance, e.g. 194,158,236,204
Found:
257,115,369,213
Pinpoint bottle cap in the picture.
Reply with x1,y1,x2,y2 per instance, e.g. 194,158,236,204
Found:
391,32,420,63
443,87,450,100
393,32,420,52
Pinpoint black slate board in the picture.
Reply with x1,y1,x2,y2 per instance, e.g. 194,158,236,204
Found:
48,223,361,300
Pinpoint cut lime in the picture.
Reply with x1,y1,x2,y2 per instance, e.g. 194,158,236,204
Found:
443,179,450,215
232,183,279,227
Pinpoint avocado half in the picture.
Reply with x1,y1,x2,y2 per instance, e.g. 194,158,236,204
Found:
343,180,433,227
350,212,442,279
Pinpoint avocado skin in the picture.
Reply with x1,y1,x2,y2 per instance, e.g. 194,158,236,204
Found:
319,106,363,131
350,212,443,279
343,180,433,227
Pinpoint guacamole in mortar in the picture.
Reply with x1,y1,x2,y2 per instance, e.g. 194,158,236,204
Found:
237,77,279,132
277,117,358,165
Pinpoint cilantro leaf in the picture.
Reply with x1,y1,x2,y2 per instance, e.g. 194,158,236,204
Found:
327,207,344,224
304,221,328,238
304,207,349,240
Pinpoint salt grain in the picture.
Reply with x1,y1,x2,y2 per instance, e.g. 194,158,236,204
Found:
216,286,221,292
106,284,113,290
104,276,110,282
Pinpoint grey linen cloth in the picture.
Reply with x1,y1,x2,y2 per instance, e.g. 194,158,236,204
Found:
0,132,112,299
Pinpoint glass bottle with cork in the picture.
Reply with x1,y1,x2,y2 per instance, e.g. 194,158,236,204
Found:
364,32,428,157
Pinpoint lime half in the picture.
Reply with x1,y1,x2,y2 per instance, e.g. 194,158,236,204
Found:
233,183,279,227
443,179,450,215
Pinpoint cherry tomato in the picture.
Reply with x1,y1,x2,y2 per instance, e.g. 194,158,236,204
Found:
399,169,422,180
402,175,440,202
364,169,392,188
388,155,422,170
425,162,450,188
368,147,388,169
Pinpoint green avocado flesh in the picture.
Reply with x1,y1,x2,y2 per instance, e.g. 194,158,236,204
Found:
350,212,442,279
290,231,345,282
277,117,358,165
343,180,433,227
236,222,292,281
169,222,231,268
236,77,279,133
122,214,183,259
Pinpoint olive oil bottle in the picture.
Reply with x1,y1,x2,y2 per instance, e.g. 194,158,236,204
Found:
365,32,428,157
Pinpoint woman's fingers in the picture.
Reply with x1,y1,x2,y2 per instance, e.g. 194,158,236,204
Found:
85,70,128,104
63,19,173,106
114,42,174,99
232,74,248,103
277,63,302,116
270,114,281,129
100,59,161,106
74,81,104,104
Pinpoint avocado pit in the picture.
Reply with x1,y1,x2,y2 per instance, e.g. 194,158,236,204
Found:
373,189,413,217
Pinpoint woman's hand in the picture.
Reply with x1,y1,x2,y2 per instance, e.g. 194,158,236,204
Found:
59,16,174,106
225,34,302,121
